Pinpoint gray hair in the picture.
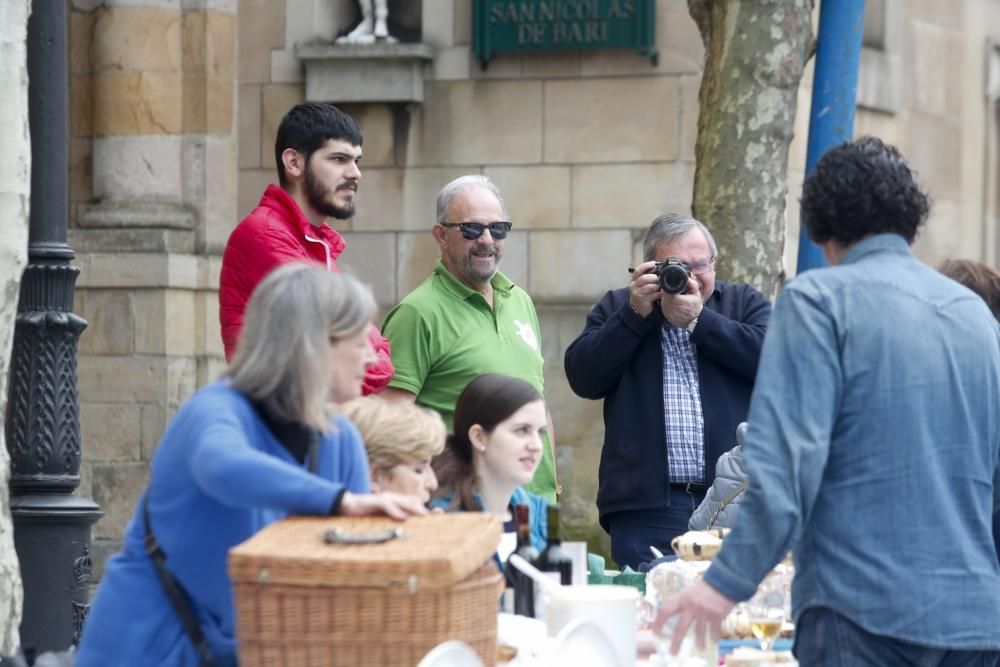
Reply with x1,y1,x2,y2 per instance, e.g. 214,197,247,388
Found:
642,213,719,261
228,263,376,431
435,175,508,224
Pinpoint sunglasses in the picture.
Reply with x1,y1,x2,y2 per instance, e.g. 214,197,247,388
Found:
440,221,512,240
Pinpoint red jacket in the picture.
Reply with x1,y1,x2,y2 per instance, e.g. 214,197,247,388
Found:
219,185,393,395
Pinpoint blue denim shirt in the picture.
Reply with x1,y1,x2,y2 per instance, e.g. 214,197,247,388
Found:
705,234,1000,649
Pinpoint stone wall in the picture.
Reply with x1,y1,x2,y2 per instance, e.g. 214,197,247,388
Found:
236,0,705,553
69,0,236,575
782,0,1000,270
66,0,1000,571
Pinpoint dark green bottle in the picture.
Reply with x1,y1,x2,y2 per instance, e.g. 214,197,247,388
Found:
505,503,539,617
536,504,573,585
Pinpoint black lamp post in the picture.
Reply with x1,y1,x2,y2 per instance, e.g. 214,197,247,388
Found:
5,0,102,654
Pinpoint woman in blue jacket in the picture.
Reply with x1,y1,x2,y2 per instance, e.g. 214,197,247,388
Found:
430,373,549,557
76,264,428,667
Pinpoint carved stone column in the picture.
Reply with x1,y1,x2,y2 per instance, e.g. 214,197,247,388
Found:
6,0,102,653
67,0,235,586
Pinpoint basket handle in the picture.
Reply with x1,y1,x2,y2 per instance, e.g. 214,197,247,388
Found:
323,527,405,545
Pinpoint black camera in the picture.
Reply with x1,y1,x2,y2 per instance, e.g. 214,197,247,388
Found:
652,257,692,294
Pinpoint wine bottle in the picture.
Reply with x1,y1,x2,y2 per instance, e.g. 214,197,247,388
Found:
536,504,573,585
505,503,539,617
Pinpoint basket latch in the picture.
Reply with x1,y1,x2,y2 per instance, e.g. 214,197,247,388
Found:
323,527,405,545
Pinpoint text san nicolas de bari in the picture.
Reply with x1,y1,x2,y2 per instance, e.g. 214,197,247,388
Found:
489,0,638,46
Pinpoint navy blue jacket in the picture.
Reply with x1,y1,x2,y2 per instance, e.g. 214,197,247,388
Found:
563,281,771,530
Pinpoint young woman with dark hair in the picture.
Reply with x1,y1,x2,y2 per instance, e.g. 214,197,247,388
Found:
430,373,549,559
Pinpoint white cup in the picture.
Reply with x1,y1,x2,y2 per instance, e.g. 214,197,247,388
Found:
543,584,639,667
562,541,589,586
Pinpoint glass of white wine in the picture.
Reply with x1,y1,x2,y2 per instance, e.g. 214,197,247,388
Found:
747,586,786,652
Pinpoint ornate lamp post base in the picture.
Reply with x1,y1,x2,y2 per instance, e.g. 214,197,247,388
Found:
11,496,101,652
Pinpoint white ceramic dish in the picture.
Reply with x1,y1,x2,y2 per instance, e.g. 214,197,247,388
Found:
549,618,622,666
417,640,485,667
498,612,547,657
544,584,639,666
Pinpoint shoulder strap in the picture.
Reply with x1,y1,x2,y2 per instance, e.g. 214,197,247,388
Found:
142,497,218,667
307,430,320,474
706,480,749,530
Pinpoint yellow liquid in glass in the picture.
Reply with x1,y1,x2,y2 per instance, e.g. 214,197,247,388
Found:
750,619,783,641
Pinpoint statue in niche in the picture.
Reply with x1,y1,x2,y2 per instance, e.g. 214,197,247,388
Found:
336,0,397,44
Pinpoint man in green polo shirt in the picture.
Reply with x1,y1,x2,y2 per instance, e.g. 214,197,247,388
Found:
380,175,557,501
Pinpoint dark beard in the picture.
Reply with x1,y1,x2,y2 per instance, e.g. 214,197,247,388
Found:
304,165,356,220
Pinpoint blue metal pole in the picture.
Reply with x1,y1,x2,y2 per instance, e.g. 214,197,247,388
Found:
796,0,866,273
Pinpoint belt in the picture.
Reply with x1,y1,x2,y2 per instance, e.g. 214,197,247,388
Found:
671,481,708,495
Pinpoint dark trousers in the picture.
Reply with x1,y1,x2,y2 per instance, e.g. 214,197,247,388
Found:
993,511,1000,567
795,607,1000,667
606,485,705,570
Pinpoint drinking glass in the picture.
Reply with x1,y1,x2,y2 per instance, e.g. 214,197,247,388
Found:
651,613,716,666
747,583,786,652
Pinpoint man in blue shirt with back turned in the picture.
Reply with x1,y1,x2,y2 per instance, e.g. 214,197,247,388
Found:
657,137,1000,665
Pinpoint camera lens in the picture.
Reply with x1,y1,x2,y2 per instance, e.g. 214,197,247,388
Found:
659,264,690,294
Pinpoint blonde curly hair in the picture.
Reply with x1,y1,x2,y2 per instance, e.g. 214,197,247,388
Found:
340,397,446,473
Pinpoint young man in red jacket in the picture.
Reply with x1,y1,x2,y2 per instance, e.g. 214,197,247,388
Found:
219,103,393,394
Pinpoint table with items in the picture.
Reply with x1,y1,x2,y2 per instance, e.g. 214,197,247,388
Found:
228,514,796,667
493,528,797,666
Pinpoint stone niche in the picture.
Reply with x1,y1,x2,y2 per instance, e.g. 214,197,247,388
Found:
295,0,431,104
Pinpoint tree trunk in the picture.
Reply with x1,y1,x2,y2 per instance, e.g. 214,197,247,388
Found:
0,0,31,655
688,0,814,298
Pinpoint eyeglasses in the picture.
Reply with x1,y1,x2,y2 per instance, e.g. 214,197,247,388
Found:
690,257,716,276
439,221,512,241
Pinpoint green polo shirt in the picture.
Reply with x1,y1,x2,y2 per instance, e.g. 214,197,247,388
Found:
381,261,556,501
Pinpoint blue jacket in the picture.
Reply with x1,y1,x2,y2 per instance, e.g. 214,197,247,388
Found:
564,281,770,530
76,382,371,667
430,486,549,553
707,235,1000,648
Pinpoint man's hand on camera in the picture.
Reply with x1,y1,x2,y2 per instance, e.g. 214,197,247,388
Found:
660,275,703,329
628,261,662,318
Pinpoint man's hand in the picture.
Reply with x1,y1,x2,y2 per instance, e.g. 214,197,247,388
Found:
652,579,736,655
660,275,703,329
629,261,662,318
340,491,429,520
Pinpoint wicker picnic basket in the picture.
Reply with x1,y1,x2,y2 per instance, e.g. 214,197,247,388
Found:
229,513,503,667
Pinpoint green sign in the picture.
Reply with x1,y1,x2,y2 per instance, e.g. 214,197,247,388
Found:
472,0,658,69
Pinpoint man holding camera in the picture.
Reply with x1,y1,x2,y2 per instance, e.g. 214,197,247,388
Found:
564,214,770,569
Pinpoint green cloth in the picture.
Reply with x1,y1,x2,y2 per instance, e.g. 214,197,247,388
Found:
382,260,556,500
587,553,646,594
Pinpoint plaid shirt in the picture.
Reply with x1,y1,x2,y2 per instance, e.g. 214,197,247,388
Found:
661,324,705,482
